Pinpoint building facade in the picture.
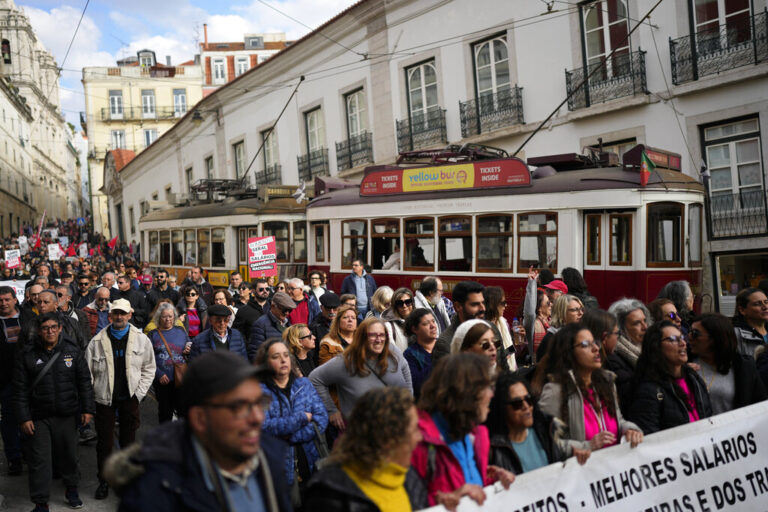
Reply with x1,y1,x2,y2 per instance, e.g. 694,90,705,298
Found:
81,50,202,236
117,0,767,311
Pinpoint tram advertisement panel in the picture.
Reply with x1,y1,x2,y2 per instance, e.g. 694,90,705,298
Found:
360,158,530,196
248,236,278,277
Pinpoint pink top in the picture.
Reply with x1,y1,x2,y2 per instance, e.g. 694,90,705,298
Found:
674,377,700,423
187,308,201,338
583,389,619,447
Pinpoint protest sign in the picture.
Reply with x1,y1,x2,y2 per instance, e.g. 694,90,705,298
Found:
79,243,88,259
59,236,69,247
18,236,28,255
424,401,768,512
47,243,63,261
0,280,28,302
247,236,277,278
4,249,21,269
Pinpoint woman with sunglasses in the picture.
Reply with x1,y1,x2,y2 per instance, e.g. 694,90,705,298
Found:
318,304,358,365
284,323,317,377
581,309,620,358
628,321,712,434
688,313,766,415
534,324,643,457
487,373,567,474
732,287,768,357
647,298,682,331
177,285,207,338
310,317,411,433
450,320,499,374
381,288,414,352
656,280,695,336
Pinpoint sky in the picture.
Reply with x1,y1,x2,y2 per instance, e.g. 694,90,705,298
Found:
17,0,358,126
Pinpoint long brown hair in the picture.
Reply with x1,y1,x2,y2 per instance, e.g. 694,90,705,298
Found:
326,304,357,344
343,317,393,377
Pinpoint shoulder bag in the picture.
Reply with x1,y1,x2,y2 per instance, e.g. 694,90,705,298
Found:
158,330,187,388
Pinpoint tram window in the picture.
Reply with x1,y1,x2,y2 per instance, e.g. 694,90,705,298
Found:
198,229,211,267
264,222,290,261
185,229,197,265
610,214,632,266
294,222,307,262
439,216,472,272
689,204,702,266
477,214,513,271
647,202,683,267
372,219,400,270
212,228,226,267
148,231,159,264
159,230,171,265
404,218,434,270
172,230,183,266
342,220,367,268
517,212,557,272
586,214,601,266
238,229,247,265
313,223,328,263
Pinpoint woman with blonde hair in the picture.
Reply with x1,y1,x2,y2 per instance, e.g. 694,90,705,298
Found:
284,323,317,377
318,304,358,365
365,286,393,319
535,294,584,361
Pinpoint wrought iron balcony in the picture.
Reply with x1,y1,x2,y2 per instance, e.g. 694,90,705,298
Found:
459,86,524,138
396,109,447,152
253,164,281,185
708,189,768,238
99,106,184,121
297,148,329,182
670,10,768,85
335,132,373,171
565,51,647,111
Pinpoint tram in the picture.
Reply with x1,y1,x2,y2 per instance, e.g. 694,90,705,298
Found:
305,144,706,311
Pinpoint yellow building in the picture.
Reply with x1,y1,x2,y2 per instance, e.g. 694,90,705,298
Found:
81,49,202,237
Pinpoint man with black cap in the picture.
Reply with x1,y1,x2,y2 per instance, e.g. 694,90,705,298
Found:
189,304,248,360
247,291,294,361
310,292,339,353
106,351,291,511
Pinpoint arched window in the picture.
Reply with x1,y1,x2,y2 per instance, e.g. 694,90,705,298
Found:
582,0,630,79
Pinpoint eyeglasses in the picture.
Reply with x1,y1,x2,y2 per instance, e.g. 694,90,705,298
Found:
299,333,313,340
750,299,768,307
479,339,500,351
40,325,60,332
574,339,600,349
662,335,686,345
567,307,585,314
667,312,680,320
78,282,89,286
395,298,414,308
56,292,66,298
205,395,272,419
507,395,534,411
256,287,269,293
367,333,387,340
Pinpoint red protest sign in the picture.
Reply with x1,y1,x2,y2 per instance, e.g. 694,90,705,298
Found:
248,236,278,278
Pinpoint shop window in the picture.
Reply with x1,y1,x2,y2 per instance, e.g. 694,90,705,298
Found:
689,204,702,266
609,214,632,265
404,218,435,270
159,230,171,265
437,216,472,272
586,214,601,265
372,218,400,270
184,229,197,265
313,222,328,263
148,231,159,263
647,202,683,267
172,230,183,266
518,212,557,272
212,228,226,267
294,222,307,262
264,222,290,261
341,220,367,268
198,229,211,267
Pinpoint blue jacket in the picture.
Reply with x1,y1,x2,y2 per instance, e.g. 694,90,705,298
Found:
307,293,321,325
340,272,377,313
248,311,290,361
188,327,247,361
260,376,329,485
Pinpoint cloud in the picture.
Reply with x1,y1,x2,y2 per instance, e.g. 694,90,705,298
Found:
232,0,359,39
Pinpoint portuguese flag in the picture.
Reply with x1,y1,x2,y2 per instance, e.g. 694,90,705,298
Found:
640,151,656,187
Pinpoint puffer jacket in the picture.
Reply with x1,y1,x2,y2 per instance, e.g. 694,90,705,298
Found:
13,334,95,422
733,317,768,357
86,324,156,406
260,376,329,485
188,327,248,361
248,311,290,361
489,408,563,475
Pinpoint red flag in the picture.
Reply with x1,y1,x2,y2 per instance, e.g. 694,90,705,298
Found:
34,210,46,249
108,236,118,250
67,244,77,257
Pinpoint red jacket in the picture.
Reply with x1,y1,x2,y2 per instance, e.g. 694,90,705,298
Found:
411,409,492,505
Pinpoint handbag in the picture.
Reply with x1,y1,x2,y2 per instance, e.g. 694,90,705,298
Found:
158,330,187,388
312,420,330,467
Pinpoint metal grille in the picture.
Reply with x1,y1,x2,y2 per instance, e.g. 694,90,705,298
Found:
396,109,447,153
99,106,177,121
708,189,768,238
253,164,281,185
459,86,524,138
335,132,373,171
670,10,768,85
565,51,647,111
297,148,329,182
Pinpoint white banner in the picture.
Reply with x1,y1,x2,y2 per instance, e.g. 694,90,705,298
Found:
59,236,69,247
47,243,63,261
424,401,768,512
0,280,29,303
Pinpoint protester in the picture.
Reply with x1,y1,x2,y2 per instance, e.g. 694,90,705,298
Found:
413,277,450,333
339,293,358,311
233,278,271,340
451,319,499,374
284,324,316,377
656,280,694,335
178,284,208,338
606,298,650,411
227,271,243,301
318,304,357,365
74,274,94,310
381,287,414,352
581,309,620,359
55,284,91,349
535,294,584,361
403,309,438,400
309,292,339,358
248,291,295,360
213,289,237,327
340,259,377,318
543,280,567,302
19,289,59,346
436,281,486,362
365,286,393,320
483,285,518,371
308,270,327,302
233,282,251,309
732,287,768,357
189,304,248,360
147,303,191,422
113,275,148,329
0,286,22,476
286,278,320,326
147,268,180,311
187,265,214,305
561,268,599,310
81,287,112,338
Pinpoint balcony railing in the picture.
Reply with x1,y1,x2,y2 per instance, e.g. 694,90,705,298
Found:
335,132,373,171
396,109,447,152
99,106,184,121
253,164,281,185
708,189,768,238
459,86,524,138
565,50,647,110
297,148,329,182
670,10,768,85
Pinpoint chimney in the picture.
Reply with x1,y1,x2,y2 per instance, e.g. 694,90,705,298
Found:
166,55,171,66
203,23,208,47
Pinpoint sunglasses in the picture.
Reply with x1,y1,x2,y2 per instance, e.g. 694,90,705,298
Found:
56,292,66,298
186,293,198,297
280,308,292,315
479,339,500,351
256,287,269,292
662,335,686,345
507,395,534,411
299,333,313,340
667,312,679,320
78,282,90,286
395,298,414,308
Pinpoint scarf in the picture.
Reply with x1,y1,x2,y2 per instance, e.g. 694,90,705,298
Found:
614,334,641,367
109,323,130,339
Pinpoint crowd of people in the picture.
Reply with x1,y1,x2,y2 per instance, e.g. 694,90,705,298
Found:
1,240,768,512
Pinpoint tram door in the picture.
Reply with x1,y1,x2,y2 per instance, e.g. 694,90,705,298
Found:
583,211,634,305
237,226,260,280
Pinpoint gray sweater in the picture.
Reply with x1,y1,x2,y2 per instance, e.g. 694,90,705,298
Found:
309,345,412,418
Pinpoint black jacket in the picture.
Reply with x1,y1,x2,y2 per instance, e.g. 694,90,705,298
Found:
733,317,768,357
309,313,331,366
112,288,148,328
303,463,428,512
232,298,270,340
61,306,91,350
605,351,635,415
627,366,713,435
147,286,181,313
114,420,291,512
74,290,94,310
757,351,768,390
13,335,95,422
489,408,562,474
0,308,21,390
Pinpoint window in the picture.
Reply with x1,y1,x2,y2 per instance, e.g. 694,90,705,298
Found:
141,90,155,118
689,204,702,266
143,129,158,148
438,216,472,272
591,138,636,159
172,230,183,266
264,222,290,261
198,229,211,267
609,214,632,265
647,202,683,267
518,213,557,272
372,219,400,270
165,185,172,198
704,118,762,211
148,231,159,263
140,200,149,216
185,167,193,192
313,222,328,263
173,89,187,117
581,0,630,80
294,222,307,262
233,141,245,178
159,230,171,265
129,207,135,235
473,35,510,111
213,59,226,84
205,156,214,179
477,215,513,271
342,220,367,268
693,0,752,51
111,130,125,149
139,53,154,67
404,218,434,270
109,90,123,119
304,108,325,153
406,60,439,121
345,90,368,138
212,228,226,267
586,214,601,265
263,129,278,169
184,229,197,265
235,57,249,77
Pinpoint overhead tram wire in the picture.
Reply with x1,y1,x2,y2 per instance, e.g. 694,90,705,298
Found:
511,0,666,158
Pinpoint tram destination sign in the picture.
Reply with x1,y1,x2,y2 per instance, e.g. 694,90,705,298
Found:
360,158,531,196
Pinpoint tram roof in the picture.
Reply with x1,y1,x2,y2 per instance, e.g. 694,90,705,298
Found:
307,166,704,208
139,196,305,222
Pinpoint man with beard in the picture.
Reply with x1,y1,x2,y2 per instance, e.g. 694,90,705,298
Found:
232,279,270,340
309,292,339,365
147,269,180,311
435,281,487,363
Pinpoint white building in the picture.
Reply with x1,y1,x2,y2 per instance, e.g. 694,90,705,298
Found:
118,0,768,310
